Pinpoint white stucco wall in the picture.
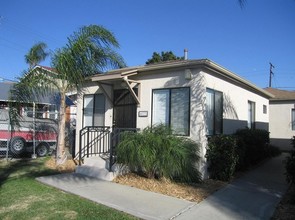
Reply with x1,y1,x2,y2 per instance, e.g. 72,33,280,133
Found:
75,66,270,178
75,81,114,149
269,101,295,151
203,70,269,133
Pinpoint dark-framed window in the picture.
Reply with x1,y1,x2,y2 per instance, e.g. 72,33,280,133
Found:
83,94,105,127
206,88,223,135
263,105,267,114
248,101,256,129
292,109,295,130
152,87,190,136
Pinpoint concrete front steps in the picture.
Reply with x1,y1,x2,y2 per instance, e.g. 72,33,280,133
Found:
75,156,115,181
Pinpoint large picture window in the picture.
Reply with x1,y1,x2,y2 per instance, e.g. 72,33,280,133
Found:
83,94,105,127
248,101,256,129
152,87,190,135
206,88,223,135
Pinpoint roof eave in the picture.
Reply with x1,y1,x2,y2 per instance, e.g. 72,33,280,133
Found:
90,59,273,98
204,60,274,99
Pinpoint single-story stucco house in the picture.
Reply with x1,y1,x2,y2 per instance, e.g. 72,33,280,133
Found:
74,58,273,179
264,87,295,151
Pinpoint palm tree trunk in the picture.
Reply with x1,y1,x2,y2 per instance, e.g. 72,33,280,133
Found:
56,91,66,165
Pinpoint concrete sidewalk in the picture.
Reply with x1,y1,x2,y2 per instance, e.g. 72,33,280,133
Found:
175,154,289,220
37,154,288,220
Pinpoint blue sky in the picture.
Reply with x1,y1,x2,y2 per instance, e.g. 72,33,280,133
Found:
1,0,295,89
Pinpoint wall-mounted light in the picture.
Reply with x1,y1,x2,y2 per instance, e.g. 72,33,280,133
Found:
185,69,192,80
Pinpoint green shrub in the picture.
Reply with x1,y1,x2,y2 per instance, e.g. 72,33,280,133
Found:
116,124,201,183
285,152,295,183
235,128,270,169
205,135,238,181
285,136,295,183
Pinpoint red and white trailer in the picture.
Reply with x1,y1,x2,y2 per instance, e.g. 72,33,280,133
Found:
0,109,58,157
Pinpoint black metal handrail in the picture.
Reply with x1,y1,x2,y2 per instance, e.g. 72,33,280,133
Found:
77,126,139,171
78,126,111,165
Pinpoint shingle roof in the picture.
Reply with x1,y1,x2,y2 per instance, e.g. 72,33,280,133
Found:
0,81,74,106
264,87,295,101
34,65,57,74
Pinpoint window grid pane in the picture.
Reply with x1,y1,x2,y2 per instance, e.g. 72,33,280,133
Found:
83,94,105,127
206,88,223,135
214,91,223,134
206,89,214,135
152,88,190,136
152,90,170,126
171,88,190,135
93,94,105,126
83,95,94,127
248,101,255,129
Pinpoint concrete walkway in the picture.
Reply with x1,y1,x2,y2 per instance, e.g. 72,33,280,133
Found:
37,154,289,220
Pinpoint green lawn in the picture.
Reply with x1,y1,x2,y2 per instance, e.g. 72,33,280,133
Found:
0,158,137,220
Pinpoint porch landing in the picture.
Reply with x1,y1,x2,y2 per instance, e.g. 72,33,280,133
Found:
75,156,115,181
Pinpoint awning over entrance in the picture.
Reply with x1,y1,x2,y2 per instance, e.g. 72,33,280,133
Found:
91,69,141,106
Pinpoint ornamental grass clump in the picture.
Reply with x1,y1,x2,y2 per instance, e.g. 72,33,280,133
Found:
116,124,201,183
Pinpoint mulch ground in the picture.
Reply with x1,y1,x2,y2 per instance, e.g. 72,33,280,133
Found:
113,173,226,203
45,157,77,173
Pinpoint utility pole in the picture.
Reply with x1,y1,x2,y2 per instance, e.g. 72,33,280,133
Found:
269,62,275,87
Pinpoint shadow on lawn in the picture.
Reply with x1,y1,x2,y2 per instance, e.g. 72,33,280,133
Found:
0,158,59,187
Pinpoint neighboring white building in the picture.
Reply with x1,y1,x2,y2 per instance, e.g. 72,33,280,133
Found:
75,59,272,177
265,87,295,151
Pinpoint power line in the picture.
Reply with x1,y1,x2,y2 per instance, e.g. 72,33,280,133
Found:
1,16,61,45
0,36,28,52
0,76,17,82
275,87,295,89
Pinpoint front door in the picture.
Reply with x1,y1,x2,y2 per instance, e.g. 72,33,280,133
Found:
113,89,137,128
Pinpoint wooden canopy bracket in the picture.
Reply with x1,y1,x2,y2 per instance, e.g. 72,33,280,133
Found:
96,82,113,107
123,76,140,105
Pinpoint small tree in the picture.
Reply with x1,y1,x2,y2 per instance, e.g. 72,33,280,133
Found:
146,51,183,65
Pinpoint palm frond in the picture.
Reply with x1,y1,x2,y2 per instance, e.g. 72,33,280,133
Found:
24,42,48,69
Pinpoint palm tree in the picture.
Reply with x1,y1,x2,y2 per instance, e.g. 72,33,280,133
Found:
11,25,126,164
24,42,48,69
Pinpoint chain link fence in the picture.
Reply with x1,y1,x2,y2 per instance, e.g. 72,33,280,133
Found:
0,107,59,159
0,116,10,159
